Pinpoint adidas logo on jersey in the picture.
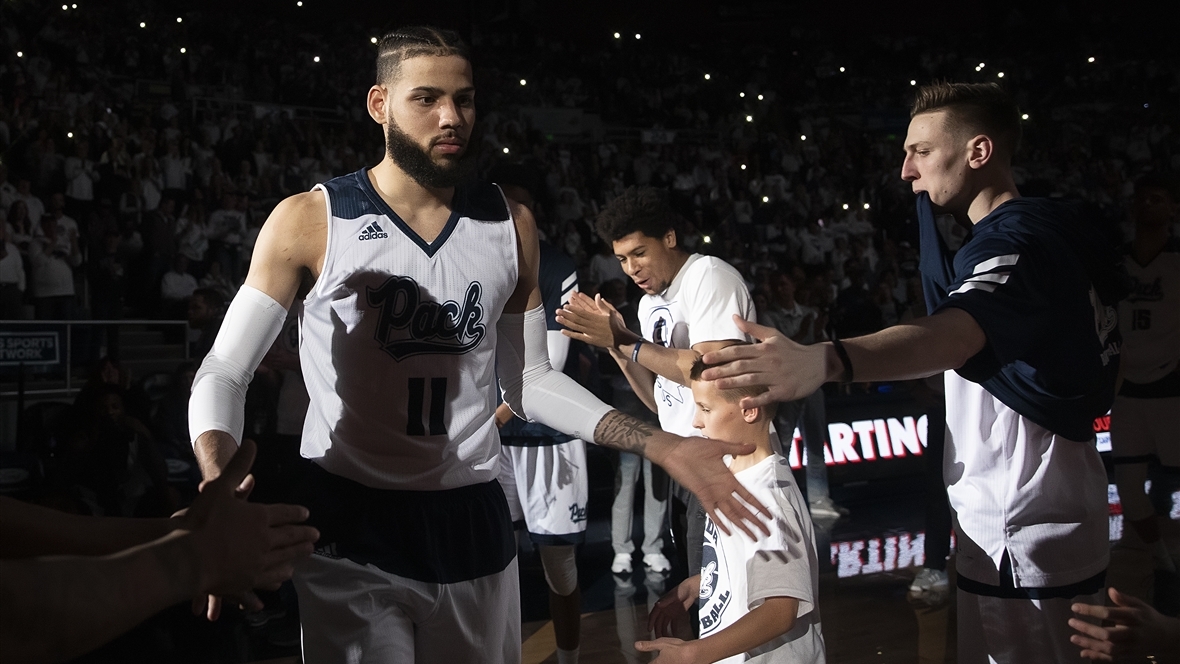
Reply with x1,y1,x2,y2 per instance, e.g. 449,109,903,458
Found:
358,221,388,241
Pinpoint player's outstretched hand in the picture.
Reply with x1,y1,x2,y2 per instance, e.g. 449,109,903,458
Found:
700,315,827,408
1069,587,1180,661
557,291,637,350
648,575,699,638
182,439,319,620
634,637,701,663
654,433,770,540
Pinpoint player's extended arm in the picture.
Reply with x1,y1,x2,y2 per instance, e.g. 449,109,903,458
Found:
635,596,801,664
0,441,317,664
0,497,176,559
498,202,770,539
190,191,326,480
700,309,986,408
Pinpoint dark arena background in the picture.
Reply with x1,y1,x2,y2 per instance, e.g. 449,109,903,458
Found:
0,0,1177,662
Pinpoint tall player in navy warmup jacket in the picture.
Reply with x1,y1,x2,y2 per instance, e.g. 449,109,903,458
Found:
701,82,1125,663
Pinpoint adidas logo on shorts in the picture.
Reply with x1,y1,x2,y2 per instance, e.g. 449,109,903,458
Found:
358,221,388,241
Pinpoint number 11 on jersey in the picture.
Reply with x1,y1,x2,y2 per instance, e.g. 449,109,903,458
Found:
407,377,448,436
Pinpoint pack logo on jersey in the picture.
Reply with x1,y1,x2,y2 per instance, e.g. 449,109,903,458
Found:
366,275,486,360
1126,276,1164,303
358,220,388,241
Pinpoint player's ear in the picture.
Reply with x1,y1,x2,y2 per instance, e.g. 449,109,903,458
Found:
367,85,388,125
966,134,993,170
663,229,677,250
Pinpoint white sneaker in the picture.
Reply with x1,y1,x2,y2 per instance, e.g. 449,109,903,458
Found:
809,497,849,520
909,568,949,593
642,553,672,573
611,553,633,574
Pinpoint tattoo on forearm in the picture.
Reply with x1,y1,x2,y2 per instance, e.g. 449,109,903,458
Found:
594,410,657,454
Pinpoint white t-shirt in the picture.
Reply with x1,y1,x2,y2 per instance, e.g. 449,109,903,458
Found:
700,454,825,663
638,253,753,437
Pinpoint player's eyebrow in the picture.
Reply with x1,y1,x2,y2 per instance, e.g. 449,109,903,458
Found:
408,86,475,96
905,140,932,151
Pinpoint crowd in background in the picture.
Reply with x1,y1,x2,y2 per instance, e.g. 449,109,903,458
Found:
2,1,1176,332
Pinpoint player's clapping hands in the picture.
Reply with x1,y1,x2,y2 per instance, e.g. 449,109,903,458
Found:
557,291,639,350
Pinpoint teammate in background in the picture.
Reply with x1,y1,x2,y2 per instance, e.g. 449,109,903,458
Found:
187,27,768,663
0,440,317,663
599,277,670,575
496,180,587,664
757,270,844,520
700,82,1125,662
638,356,825,663
1110,173,1180,573
559,185,757,581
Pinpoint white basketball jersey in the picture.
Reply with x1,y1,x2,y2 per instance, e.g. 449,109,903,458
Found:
300,170,518,490
1118,239,1180,384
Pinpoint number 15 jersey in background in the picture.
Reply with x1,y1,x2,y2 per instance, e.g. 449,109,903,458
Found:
300,170,518,491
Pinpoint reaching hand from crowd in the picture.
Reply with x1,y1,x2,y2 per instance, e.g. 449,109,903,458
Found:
1070,587,1180,661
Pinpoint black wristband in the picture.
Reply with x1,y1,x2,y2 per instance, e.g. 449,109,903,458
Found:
831,338,854,383
631,340,645,363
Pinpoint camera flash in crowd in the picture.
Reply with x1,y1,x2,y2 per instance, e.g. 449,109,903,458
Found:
910,79,916,86
180,47,186,54
313,56,320,62
634,33,641,40
746,115,753,122
863,203,870,210
613,32,620,39
502,147,510,154
1088,56,1096,63
519,79,527,86
800,134,807,141
704,73,711,80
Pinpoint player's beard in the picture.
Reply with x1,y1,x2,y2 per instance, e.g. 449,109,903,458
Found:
385,121,472,189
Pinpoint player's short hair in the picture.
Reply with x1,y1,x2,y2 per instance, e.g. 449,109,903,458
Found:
688,352,776,418
596,186,682,247
910,82,1022,160
376,26,470,85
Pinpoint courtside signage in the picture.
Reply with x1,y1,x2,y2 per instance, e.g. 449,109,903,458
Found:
0,331,60,366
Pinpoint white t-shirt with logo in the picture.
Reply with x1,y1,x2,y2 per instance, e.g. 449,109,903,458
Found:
699,454,825,663
637,253,753,437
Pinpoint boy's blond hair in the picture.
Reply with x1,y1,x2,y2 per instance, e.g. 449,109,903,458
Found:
689,351,777,419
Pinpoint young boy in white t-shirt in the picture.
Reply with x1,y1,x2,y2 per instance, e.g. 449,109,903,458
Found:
637,357,825,663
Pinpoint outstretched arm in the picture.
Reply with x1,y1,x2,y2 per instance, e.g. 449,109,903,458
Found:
0,441,317,663
0,498,176,559
499,202,769,538
1070,587,1180,661
700,310,985,408
189,190,326,618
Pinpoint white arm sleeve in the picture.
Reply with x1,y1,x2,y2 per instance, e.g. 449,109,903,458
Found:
498,305,613,444
547,329,570,373
189,285,288,446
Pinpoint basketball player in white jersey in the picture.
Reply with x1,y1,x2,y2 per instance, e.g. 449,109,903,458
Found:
186,26,768,662
1111,173,1180,572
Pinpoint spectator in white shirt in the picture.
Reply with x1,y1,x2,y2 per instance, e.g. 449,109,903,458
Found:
0,222,26,319
159,253,198,318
